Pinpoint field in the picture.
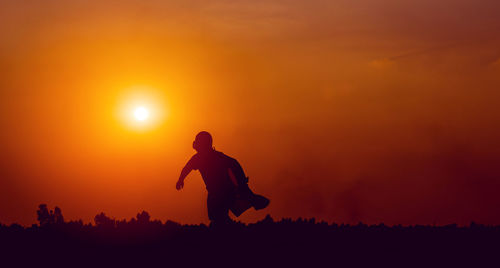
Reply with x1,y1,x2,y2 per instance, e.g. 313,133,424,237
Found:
1,206,499,267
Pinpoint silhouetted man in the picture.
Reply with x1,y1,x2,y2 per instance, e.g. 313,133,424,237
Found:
176,131,269,226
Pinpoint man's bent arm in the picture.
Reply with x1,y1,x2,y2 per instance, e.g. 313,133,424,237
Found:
176,159,194,190
177,155,198,189
178,166,192,183
228,157,249,185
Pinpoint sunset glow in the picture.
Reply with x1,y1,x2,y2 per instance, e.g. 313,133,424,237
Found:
1,0,500,227
133,106,149,121
116,86,168,131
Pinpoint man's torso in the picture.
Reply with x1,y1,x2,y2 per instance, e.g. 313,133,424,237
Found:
188,151,236,194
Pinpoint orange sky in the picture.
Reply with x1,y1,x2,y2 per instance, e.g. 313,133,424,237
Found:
1,0,500,226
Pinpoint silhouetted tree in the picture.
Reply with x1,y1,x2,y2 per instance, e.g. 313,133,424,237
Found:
37,204,65,226
49,209,55,224
37,204,51,226
54,206,64,224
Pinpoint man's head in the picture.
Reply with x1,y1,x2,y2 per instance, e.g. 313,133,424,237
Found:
193,131,213,153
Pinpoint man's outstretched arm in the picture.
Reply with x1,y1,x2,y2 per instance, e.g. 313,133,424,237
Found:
176,157,196,190
176,166,192,190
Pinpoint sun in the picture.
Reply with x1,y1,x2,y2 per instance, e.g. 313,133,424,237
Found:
133,106,149,121
116,86,168,131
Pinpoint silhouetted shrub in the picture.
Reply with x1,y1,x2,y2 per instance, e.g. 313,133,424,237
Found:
136,211,150,224
94,212,116,228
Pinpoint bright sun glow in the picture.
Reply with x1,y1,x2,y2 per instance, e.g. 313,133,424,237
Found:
117,86,168,131
133,106,149,121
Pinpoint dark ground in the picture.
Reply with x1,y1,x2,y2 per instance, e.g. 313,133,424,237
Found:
1,207,499,267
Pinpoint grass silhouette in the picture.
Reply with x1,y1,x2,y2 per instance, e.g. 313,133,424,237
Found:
0,204,499,267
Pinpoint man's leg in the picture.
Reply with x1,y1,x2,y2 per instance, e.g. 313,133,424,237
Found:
207,193,232,226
